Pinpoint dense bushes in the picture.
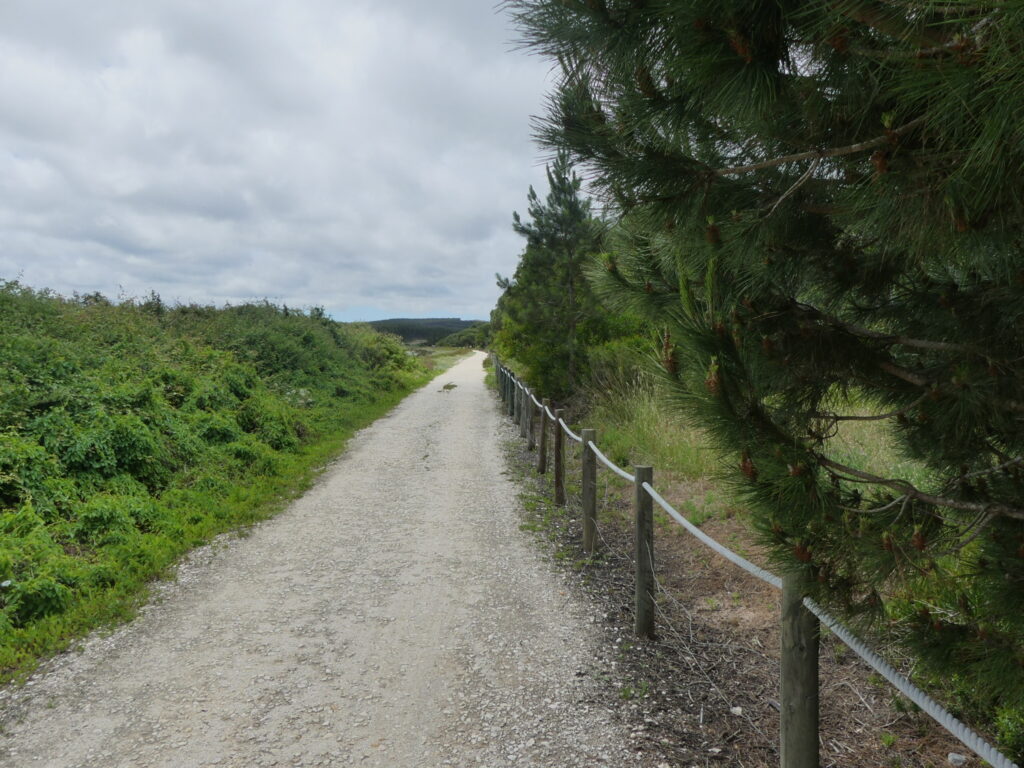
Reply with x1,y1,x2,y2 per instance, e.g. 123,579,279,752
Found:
0,280,428,678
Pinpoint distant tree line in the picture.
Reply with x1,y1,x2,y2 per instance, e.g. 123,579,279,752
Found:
368,318,484,346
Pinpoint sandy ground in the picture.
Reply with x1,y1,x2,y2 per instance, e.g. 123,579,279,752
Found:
0,352,639,768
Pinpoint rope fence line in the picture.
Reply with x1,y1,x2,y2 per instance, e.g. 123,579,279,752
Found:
559,418,582,443
588,440,636,483
643,482,783,591
492,358,1019,768
805,599,1017,768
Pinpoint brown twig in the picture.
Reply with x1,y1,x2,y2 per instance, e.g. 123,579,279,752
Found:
715,117,925,176
818,455,1024,520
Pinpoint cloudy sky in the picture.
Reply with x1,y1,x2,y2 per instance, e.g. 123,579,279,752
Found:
0,1,555,321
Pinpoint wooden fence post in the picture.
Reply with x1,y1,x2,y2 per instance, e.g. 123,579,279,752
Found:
514,383,522,424
634,466,655,639
537,398,550,474
581,429,597,554
553,408,566,506
519,388,529,439
507,376,515,417
527,395,537,451
781,572,820,768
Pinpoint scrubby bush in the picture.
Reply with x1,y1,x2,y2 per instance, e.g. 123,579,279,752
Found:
0,279,431,679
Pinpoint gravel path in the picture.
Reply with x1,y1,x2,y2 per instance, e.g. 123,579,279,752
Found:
0,352,639,768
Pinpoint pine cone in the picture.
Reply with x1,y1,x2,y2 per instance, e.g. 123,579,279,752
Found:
911,527,926,551
871,150,888,175
740,451,758,480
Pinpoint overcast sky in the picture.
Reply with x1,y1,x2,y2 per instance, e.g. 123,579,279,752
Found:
0,1,554,321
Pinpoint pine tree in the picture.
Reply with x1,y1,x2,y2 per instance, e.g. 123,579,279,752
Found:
492,152,610,398
506,0,1024,727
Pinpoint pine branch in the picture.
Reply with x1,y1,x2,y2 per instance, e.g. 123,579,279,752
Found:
816,393,929,422
878,361,931,387
818,455,1024,521
791,302,974,354
715,117,925,177
838,2,950,48
765,157,821,216
942,456,1024,494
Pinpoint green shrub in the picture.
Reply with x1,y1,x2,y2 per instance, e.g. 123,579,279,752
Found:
0,434,56,507
73,496,138,546
0,280,435,681
196,413,241,444
6,578,73,626
236,397,298,451
997,707,1024,762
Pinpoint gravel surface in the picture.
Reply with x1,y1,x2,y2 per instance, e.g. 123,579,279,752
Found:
0,352,640,768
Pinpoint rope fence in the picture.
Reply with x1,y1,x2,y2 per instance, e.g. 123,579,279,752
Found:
493,357,1018,768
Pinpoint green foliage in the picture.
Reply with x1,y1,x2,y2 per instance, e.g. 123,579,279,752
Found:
435,322,491,349
508,0,1024,737
996,707,1024,760
492,152,638,398
368,317,482,345
0,280,431,679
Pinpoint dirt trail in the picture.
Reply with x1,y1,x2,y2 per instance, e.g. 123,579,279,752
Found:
0,352,638,768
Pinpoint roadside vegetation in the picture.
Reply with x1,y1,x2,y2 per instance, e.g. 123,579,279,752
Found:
0,280,441,682
492,1,1024,751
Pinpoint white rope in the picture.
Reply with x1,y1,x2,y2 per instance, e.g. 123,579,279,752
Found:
558,418,582,443
544,405,557,421
641,482,783,590
531,393,543,409
587,440,635,482
804,599,1019,768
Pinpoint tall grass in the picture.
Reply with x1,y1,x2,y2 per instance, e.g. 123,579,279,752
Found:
586,377,717,480
580,360,932,526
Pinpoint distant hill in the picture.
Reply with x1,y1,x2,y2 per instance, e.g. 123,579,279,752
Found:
368,318,484,345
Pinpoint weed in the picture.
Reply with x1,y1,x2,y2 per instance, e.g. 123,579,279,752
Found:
619,680,650,700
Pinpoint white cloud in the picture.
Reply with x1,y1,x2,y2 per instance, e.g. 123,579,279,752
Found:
0,1,553,320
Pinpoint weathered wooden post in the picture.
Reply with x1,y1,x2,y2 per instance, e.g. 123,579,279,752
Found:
781,572,820,768
537,398,550,474
553,408,566,506
507,375,515,417
514,382,522,423
581,429,597,554
527,395,537,451
634,466,655,639
519,388,529,439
